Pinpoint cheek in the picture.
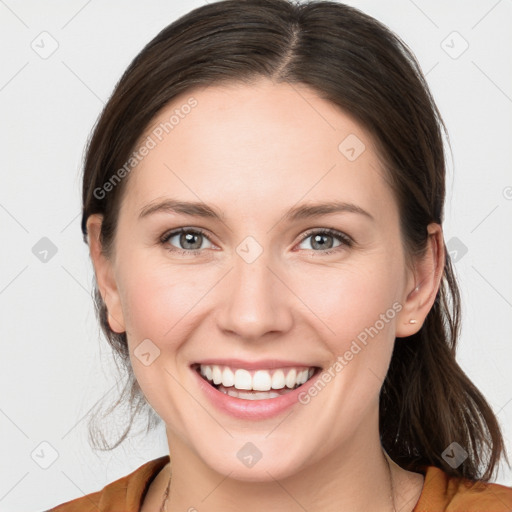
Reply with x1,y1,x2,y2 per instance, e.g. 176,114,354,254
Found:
118,263,206,422
118,261,208,341
291,257,401,346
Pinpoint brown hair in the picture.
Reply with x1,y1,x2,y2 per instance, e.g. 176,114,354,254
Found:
81,0,507,481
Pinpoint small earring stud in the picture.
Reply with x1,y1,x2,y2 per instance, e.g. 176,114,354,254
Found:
409,319,417,324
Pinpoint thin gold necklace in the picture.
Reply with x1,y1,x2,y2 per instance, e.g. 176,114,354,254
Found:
160,455,397,511
386,454,397,512
160,464,172,512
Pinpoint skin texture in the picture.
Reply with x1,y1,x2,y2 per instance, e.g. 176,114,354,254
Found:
87,79,444,511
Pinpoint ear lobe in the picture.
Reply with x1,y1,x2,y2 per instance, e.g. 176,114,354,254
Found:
86,214,126,334
395,223,445,338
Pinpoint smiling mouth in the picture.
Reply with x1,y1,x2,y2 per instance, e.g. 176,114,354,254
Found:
192,363,320,400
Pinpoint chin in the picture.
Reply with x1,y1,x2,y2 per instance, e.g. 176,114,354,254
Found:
193,438,313,483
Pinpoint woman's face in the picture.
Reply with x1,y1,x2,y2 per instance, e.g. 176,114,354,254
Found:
90,79,430,481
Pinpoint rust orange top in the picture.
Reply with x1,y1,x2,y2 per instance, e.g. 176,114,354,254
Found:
48,456,512,511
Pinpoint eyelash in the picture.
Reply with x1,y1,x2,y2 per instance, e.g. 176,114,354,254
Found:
298,228,353,255
159,227,353,257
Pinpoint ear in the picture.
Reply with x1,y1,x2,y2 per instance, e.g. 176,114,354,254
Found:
395,223,445,338
86,214,126,333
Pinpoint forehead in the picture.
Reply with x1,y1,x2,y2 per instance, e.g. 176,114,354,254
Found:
123,79,396,222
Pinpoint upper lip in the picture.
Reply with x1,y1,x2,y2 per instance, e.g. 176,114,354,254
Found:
192,358,319,371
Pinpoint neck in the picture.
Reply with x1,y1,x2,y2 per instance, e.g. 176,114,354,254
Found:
161,419,410,512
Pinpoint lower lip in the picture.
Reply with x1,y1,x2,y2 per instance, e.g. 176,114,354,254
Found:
191,366,320,420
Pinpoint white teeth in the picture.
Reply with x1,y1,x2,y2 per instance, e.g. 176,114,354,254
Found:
252,370,272,391
285,368,297,389
222,367,234,387
212,366,222,385
198,364,316,392
297,369,309,385
271,369,285,389
234,369,252,390
224,388,281,400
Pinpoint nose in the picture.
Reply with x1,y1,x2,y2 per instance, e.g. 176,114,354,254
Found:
215,246,294,341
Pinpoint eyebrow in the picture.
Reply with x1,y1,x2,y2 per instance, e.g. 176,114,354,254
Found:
138,199,374,222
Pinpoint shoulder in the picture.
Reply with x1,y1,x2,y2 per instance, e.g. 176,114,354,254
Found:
414,465,512,512
47,455,170,512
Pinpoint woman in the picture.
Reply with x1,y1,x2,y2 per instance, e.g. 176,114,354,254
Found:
49,0,512,510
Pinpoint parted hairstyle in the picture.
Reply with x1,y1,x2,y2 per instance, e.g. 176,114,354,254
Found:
80,0,507,481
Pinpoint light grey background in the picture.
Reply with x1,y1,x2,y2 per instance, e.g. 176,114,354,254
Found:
1,1,511,510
